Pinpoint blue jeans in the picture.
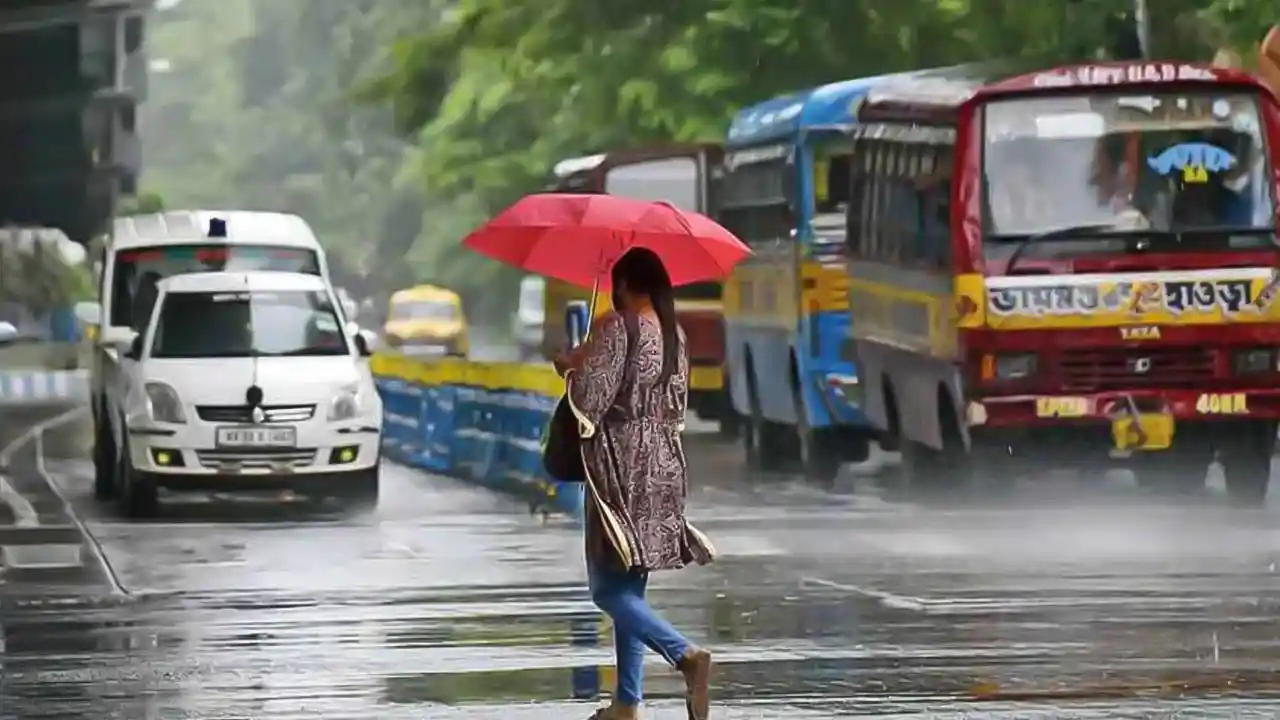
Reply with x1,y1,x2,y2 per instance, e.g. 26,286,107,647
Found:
589,563,692,706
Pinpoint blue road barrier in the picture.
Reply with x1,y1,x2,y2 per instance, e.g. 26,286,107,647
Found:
0,369,89,405
372,354,585,520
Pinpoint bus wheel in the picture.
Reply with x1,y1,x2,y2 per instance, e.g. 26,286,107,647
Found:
1218,421,1276,506
902,399,972,496
743,372,786,473
715,369,740,440
792,391,843,485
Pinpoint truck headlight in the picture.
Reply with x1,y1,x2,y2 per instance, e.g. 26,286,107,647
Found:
328,388,361,422
982,353,1036,381
145,382,186,424
1233,348,1274,374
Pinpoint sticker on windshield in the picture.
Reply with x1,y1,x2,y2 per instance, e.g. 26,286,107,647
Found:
1147,142,1237,184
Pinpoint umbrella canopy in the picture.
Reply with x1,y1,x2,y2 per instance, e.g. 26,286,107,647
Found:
461,193,751,290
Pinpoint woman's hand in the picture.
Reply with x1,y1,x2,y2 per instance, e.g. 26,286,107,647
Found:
553,343,588,377
553,350,572,377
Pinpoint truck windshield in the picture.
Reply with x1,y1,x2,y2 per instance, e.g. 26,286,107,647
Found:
981,90,1274,263
150,290,347,359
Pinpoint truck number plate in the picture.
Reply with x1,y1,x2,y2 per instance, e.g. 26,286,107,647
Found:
1195,393,1248,415
1035,396,1089,418
215,427,297,447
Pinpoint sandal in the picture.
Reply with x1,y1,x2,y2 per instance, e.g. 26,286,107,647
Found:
588,706,639,720
681,648,712,719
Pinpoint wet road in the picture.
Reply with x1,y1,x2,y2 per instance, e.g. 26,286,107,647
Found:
6,438,1280,718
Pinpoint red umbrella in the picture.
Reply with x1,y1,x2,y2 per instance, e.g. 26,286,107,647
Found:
461,193,751,290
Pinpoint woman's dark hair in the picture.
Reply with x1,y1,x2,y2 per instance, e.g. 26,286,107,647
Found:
611,247,679,383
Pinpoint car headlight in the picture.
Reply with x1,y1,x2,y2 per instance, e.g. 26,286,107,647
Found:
144,382,186,424
328,388,362,422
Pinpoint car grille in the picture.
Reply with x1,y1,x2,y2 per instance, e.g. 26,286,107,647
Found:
196,449,317,470
1059,346,1216,392
195,405,315,423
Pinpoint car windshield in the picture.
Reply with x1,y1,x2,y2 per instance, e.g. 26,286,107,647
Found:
150,289,348,359
981,90,1274,263
110,244,320,330
389,299,458,321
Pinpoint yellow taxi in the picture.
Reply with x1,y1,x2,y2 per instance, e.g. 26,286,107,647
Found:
383,285,469,357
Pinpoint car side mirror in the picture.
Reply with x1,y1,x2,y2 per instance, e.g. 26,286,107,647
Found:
353,333,372,357
124,335,143,360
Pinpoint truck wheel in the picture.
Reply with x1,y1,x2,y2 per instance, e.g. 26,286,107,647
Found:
116,439,158,519
1134,444,1210,495
1219,421,1276,506
92,411,116,501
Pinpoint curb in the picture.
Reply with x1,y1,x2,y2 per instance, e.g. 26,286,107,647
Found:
0,407,90,571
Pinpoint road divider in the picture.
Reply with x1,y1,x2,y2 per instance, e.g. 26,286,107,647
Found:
0,369,89,405
372,353,585,520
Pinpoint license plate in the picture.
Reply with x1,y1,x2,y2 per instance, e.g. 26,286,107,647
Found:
1111,412,1174,452
215,426,297,448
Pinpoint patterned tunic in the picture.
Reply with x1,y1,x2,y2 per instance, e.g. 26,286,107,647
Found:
566,311,715,572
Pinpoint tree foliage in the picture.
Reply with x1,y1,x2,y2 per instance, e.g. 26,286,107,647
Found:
368,0,1270,212
143,0,1272,324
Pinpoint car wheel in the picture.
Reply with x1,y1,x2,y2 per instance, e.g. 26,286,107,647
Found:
92,410,116,501
334,467,380,512
116,438,158,519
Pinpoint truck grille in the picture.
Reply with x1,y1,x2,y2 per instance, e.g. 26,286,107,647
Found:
678,313,724,363
197,449,317,470
1059,347,1216,392
196,405,315,423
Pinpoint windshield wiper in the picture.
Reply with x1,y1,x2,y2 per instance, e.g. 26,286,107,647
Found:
264,348,348,357
1001,223,1140,276
1175,225,1275,237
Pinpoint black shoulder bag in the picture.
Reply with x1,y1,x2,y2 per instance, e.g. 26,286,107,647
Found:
542,313,638,482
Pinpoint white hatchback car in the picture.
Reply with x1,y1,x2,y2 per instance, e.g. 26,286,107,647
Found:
112,271,382,516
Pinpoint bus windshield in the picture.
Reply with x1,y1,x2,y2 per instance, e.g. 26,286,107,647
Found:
981,90,1274,263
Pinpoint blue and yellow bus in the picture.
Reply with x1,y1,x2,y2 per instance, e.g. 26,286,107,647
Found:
717,74,908,482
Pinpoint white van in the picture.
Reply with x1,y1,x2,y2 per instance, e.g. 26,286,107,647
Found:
111,271,381,517
75,211,336,504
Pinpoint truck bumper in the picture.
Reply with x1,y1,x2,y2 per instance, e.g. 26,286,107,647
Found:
968,388,1280,427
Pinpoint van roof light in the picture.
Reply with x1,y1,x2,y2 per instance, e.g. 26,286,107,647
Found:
208,218,227,238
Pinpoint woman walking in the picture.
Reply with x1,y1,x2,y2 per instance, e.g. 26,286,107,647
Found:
555,247,716,720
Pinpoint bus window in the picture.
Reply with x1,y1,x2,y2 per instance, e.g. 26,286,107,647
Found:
605,158,700,212
851,135,955,268
718,153,793,246
812,134,852,247
916,144,954,267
